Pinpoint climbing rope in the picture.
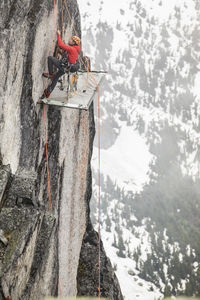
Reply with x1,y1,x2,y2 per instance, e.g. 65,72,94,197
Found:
98,87,101,299
62,1,102,297
42,0,102,297
42,0,59,216
58,278,62,298
66,2,101,297
43,105,53,214
63,0,93,84
63,0,75,33
61,0,65,39
41,0,58,216
51,0,59,55
86,57,90,83
59,0,91,103
46,2,63,297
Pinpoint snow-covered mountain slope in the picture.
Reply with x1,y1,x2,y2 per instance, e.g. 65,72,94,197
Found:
78,0,200,298
79,0,200,177
92,124,153,192
92,197,163,300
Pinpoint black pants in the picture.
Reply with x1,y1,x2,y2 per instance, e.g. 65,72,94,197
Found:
46,56,65,93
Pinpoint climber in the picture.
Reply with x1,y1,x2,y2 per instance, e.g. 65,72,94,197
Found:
40,30,81,99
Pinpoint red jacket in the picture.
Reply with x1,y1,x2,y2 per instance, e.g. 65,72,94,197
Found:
57,34,80,64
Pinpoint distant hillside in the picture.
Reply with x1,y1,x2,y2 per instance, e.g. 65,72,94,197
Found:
79,0,200,298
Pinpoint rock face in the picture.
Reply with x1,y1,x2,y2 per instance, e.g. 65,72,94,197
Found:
77,223,124,300
0,207,56,299
0,1,123,299
0,165,11,210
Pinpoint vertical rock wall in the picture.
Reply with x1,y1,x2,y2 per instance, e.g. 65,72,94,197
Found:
0,0,88,298
0,1,123,299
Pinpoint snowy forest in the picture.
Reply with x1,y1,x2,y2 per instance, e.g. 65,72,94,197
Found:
78,0,200,298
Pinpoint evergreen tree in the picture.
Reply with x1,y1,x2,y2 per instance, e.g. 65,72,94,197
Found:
185,281,194,297
117,234,126,258
112,234,118,248
105,215,111,232
164,282,171,297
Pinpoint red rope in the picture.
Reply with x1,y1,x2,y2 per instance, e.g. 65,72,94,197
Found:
63,0,102,295
42,0,102,295
43,104,53,214
42,0,59,215
42,0,59,214
51,0,59,54
61,0,65,39
58,279,62,297
98,87,101,299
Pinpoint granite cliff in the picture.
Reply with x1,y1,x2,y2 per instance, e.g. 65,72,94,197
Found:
0,1,123,299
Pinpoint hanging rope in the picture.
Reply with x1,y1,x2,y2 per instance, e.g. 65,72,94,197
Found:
62,1,102,297
51,0,57,55
43,104,53,214
61,0,65,39
98,86,101,299
42,0,102,296
58,278,62,298
42,0,59,215
86,57,89,83
63,0,76,34
63,0,93,76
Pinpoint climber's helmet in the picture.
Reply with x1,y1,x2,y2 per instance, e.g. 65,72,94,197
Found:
71,36,81,46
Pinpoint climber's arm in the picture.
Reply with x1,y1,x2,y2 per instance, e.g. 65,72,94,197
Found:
57,33,72,52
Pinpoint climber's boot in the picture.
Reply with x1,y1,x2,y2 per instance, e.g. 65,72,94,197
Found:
42,73,54,80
